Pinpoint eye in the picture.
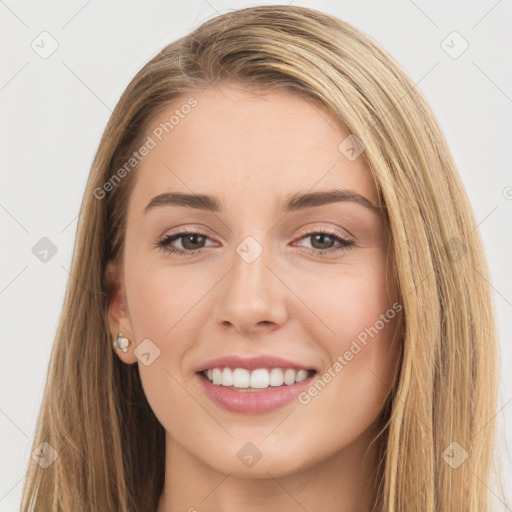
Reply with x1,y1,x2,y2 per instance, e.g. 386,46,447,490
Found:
154,228,213,257
154,227,354,257
293,228,354,255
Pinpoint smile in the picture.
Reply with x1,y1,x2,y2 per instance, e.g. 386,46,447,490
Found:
196,367,318,414
202,367,316,390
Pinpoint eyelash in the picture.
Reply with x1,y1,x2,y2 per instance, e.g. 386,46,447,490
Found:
154,227,354,258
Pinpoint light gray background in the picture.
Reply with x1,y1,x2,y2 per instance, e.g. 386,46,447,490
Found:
1,0,511,510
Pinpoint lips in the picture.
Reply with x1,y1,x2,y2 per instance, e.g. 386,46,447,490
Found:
194,354,318,414
194,354,316,373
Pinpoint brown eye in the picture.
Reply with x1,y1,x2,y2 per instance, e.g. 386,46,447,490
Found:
294,229,353,256
155,229,212,257
178,233,207,250
155,227,354,258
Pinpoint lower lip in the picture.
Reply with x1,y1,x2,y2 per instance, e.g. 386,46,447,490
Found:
196,372,316,414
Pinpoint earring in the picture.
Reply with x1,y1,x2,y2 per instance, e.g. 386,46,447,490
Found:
113,331,130,353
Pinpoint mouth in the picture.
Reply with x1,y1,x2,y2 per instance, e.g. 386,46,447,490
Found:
195,365,318,414
198,367,317,391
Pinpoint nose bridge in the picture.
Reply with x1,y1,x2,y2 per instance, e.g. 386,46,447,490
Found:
213,232,288,332
230,233,276,304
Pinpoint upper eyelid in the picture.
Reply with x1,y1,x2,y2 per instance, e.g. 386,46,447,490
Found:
161,225,352,241
160,226,353,248
162,221,353,238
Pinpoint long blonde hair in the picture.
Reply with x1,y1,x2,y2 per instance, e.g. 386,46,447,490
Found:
20,5,505,511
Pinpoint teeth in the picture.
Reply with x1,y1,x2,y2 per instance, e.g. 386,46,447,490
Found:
203,367,314,389
212,368,222,385
283,368,296,385
269,368,284,386
233,368,250,388
295,369,309,382
221,368,233,386
250,368,269,389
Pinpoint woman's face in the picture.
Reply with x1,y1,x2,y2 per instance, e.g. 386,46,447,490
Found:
108,83,402,478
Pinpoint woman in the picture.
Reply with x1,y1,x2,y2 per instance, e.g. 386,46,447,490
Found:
19,5,505,511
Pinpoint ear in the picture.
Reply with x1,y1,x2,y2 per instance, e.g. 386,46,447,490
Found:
105,260,137,365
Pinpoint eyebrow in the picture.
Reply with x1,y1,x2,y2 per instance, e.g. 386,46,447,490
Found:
143,189,383,216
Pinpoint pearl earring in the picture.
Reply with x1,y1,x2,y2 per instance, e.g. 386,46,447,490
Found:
113,331,130,353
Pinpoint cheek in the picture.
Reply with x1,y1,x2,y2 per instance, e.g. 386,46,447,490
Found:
123,261,205,432
300,250,397,345
294,307,401,454
301,250,400,405
124,255,202,343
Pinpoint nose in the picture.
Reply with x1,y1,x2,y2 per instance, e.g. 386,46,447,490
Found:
212,242,288,335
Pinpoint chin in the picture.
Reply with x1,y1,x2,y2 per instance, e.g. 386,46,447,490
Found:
196,438,326,479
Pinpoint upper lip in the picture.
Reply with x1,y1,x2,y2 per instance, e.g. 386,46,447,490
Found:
195,355,317,373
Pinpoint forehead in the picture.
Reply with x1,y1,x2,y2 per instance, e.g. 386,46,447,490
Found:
127,84,378,217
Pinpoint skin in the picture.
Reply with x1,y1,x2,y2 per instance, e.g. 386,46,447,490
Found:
106,83,402,512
